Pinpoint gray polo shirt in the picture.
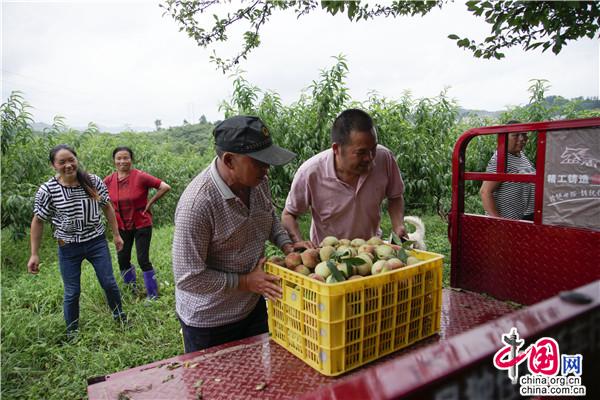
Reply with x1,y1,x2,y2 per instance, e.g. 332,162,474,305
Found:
173,158,291,328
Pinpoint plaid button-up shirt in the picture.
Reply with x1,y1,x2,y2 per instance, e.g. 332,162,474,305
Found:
173,158,292,328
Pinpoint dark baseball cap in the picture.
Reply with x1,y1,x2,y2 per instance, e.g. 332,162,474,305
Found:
214,116,296,166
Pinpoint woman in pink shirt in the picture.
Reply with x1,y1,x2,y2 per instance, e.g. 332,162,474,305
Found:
104,147,171,299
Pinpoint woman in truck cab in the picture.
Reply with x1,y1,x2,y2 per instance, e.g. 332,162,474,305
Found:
480,122,536,221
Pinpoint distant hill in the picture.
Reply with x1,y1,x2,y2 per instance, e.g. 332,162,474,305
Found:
31,122,52,132
458,96,600,120
458,108,502,119
545,96,600,110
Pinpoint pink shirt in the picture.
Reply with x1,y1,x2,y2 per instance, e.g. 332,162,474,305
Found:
285,145,404,244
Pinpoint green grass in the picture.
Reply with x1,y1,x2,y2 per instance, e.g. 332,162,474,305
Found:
1,226,181,399
1,215,450,399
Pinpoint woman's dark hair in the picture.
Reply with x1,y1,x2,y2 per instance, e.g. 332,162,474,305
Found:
112,146,134,160
49,144,99,200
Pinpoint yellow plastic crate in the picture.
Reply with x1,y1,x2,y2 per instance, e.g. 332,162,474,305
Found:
265,249,443,376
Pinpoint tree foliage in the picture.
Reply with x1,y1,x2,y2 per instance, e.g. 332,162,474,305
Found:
1,95,213,238
219,55,461,215
2,61,597,235
1,91,33,155
161,0,599,72
449,1,600,59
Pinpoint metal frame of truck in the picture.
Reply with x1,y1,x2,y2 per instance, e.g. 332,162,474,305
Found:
88,118,600,399
450,118,599,306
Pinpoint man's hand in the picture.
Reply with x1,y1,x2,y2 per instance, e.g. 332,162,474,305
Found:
27,255,40,274
394,224,408,241
113,234,124,252
282,241,316,254
239,258,283,300
294,240,316,250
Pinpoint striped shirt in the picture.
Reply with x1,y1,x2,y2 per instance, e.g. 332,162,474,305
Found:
486,151,535,220
33,174,110,243
172,158,292,328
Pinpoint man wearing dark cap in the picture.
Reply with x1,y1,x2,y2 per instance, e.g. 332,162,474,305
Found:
172,115,310,353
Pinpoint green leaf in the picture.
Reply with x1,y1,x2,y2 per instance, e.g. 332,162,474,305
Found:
402,240,415,250
333,248,351,260
447,34,460,40
326,260,346,282
390,231,403,245
457,38,470,47
343,257,368,267
396,247,409,263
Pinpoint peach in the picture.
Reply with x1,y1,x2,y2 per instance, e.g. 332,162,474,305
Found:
294,265,311,276
338,238,351,247
315,261,332,278
336,245,354,258
336,262,352,278
376,244,395,260
357,244,376,256
285,252,302,269
268,256,285,267
350,238,366,247
387,258,405,270
367,236,384,246
320,236,338,247
319,245,335,262
371,260,389,275
301,249,320,269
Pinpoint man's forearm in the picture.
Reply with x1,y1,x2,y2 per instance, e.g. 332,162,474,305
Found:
388,196,405,233
281,209,304,242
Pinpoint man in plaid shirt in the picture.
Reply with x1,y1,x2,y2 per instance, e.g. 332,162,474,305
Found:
173,116,311,353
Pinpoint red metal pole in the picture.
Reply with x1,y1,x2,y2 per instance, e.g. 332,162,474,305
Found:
534,130,547,224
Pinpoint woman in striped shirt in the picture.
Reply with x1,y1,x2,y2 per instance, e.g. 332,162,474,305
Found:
480,128,536,221
27,144,126,339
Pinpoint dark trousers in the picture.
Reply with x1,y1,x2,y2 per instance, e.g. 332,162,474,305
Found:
179,297,268,353
117,226,153,272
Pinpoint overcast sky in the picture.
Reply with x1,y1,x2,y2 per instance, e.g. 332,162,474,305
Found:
2,0,599,130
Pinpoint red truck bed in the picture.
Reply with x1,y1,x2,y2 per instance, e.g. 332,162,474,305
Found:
87,282,599,399
87,288,518,399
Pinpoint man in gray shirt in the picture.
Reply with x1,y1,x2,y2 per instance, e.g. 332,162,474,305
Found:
173,116,310,353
